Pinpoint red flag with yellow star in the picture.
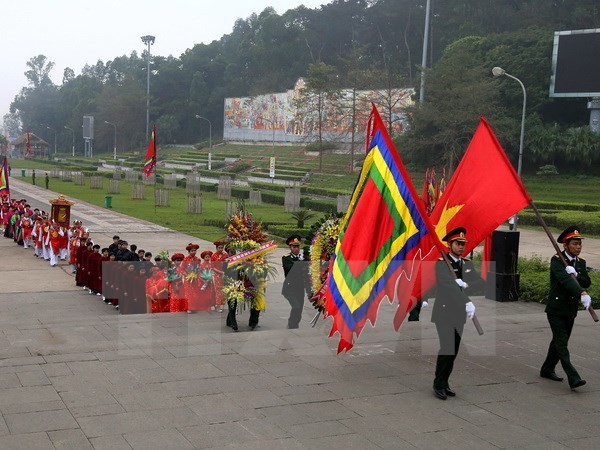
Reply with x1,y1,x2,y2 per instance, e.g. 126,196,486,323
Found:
393,116,531,329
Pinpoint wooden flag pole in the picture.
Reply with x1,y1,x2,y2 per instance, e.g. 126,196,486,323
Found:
440,252,485,335
529,202,598,322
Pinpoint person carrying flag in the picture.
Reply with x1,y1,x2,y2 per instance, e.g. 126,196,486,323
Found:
432,227,482,400
540,226,590,390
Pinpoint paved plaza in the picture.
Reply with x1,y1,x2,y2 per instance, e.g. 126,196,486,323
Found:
0,178,599,449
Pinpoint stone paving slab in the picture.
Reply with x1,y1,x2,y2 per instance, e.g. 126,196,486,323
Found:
2,178,600,448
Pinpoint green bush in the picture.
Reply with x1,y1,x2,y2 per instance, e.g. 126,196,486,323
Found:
518,255,600,308
266,224,312,239
536,164,559,176
302,198,337,213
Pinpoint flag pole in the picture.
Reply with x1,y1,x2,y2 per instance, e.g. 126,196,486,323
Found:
529,201,598,322
440,251,485,335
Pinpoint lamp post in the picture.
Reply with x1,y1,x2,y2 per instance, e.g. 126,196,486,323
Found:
64,126,75,157
419,0,432,104
141,35,155,140
492,66,526,231
105,121,117,160
195,115,212,149
46,126,57,154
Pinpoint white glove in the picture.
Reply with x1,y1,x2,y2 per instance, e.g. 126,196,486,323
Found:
465,301,476,319
421,300,429,309
565,266,577,275
581,294,591,310
455,279,468,289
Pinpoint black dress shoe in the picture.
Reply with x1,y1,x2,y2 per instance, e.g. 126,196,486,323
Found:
570,379,586,390
232,325,238,331
445,388,456,397
433,389,447,400
540,372,563,382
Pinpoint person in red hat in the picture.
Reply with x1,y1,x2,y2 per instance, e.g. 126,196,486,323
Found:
540,226,591,390
168,253,188,312
211,240,228,312
180,243,212,311
431,227,482,400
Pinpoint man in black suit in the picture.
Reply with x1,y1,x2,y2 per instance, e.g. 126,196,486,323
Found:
431,227,482,400
281,235,311,329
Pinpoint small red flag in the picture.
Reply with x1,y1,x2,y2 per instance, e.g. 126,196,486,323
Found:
143,125,157,177
393,117,532,329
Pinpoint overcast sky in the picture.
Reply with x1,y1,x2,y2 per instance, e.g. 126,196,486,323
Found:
0,0,327,122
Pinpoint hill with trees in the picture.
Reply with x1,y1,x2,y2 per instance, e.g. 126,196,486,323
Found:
5,0,600,173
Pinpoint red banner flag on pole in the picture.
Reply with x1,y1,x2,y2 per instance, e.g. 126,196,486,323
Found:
143,124,157,177
393,116,532,329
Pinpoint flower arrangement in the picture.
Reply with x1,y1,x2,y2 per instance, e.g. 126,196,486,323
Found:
309,216,342,293
223,202,274,311
307,214,343,314
225,199,266,244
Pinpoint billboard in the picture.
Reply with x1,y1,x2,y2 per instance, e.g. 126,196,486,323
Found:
83,115,94,139
550,28,600,97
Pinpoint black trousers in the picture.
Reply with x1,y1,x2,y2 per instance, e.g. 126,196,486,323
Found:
284,292,304,328
541,313,581,383
433,323,464,390
226,300,260,330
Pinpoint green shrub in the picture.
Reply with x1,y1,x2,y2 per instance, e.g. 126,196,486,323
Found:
536,164,559,176
518,255,600,308
302,198,337,213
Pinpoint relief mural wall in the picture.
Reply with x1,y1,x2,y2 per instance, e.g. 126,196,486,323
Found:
224,79,413,143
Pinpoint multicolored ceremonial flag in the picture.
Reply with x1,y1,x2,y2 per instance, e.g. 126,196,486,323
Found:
143,124,157,177
0,157,10,197
393,116,532,328
421,167,445,215
25,130,31,157
325,105,444,352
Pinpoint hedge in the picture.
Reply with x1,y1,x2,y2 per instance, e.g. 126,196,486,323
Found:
266,224,313,239
518,255,600,308
529,201,600,212
518,210,600,235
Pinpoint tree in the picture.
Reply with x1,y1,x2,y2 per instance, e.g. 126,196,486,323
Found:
400,35,503,170
24,55,55,88
301,62,340,171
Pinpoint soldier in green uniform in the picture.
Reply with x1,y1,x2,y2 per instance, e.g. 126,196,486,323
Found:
432,227,482,400
281,235,311,329
540,226,591,390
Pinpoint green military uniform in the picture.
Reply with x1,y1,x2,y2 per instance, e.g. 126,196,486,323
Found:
432,253,482,391
540,236,591,388
431,227,482,400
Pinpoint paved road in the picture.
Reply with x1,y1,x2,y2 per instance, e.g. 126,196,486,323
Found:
1,177,599,448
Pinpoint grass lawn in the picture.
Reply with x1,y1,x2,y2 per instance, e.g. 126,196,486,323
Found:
9,149,600,239
19,177,325,243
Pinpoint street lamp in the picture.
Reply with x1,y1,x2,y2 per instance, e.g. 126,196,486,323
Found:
46,126,57,154
105,121,117,160
493,66,526,231
141,35,155,140
64,126,75,157
195,115,212,149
